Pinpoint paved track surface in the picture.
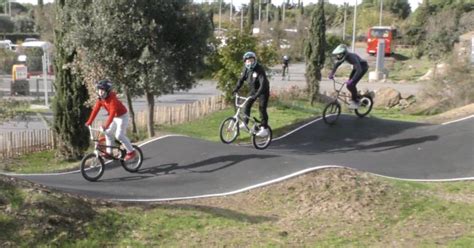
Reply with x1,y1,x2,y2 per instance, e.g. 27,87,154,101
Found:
5,115,474,201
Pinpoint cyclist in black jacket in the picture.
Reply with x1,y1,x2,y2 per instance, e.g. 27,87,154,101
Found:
233,51,270,137
328,44,369,109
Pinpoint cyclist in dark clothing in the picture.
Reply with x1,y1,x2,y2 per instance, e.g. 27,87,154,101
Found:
232,51,270,137
282,55,289,79
328,44,369,109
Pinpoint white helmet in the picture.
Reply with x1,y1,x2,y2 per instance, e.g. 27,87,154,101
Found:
332,44,348,62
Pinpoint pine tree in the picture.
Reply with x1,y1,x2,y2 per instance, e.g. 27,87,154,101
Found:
52,0,90,160
305,0,326,105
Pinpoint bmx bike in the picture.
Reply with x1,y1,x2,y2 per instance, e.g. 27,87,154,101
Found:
322,79,374,125
80,126,144,182
219,94,273,150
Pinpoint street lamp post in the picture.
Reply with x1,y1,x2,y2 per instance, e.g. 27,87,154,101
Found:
379,0,383,26
351,0,357,52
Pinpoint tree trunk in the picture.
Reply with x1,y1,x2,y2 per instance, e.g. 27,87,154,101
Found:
145,91,155,137
124,88,137,134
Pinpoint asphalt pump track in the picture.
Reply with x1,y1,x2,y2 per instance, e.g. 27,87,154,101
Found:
3,115,473,202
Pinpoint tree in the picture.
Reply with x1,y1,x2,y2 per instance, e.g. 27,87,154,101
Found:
52,0,91,160
215,29,278,103
305,0,326,106
247,0,254,32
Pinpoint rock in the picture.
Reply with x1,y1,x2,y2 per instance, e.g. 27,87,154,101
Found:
417,63,448,81
374,87,402,108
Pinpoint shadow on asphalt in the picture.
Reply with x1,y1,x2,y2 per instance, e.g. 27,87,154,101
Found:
138,154,279,174
270,116,434,155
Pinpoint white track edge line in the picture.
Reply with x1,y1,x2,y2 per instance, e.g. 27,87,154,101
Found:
111,165,474,202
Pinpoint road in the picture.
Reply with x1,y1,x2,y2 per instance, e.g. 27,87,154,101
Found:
0,60,421,132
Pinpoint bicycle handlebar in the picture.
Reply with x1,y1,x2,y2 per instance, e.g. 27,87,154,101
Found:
234,93,252,107
87,126,103,140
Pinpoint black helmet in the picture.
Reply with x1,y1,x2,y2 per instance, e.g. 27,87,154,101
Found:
96,79,112,99
243,51,257,69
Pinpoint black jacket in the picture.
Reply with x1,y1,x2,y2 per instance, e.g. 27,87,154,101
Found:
331,52,368,80
234,63,270,97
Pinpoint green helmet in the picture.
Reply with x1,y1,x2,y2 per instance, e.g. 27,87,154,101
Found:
332,44,348,62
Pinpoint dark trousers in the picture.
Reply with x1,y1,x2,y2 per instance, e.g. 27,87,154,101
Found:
347,61,369,101
244,93,269,128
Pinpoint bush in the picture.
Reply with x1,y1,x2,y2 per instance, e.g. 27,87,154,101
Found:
419,55,474,113
0,49,17,74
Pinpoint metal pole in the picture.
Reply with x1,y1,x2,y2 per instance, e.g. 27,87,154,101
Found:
282,2,285,26
42,54,48,106
240,4,244,32
258,0,262,27
266,0,269,24
351,0,357,53
230,0,233,22
343,2,347,40
379,0,383,26
218,0,222,31
8,0,11,16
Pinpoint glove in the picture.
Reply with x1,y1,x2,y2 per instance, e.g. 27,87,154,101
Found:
345,79,353,85
328,73,334,80
99,126,106,133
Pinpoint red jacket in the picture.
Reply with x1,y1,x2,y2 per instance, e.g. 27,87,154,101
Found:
85,92,128,129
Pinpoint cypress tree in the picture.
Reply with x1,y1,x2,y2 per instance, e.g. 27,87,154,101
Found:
52,0,90,160
247,0,254,33
304,0,326,105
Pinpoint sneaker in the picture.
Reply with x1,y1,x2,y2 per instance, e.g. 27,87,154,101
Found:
124,150,136,161
348,100,360,109
256,127,269,137
239,122,248,131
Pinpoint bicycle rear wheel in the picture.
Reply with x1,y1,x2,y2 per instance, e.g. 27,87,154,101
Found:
219,117,239,144
355,95,373,117
80,153,105,182
121,145,143,172
252,126,272,150
323,101,341,125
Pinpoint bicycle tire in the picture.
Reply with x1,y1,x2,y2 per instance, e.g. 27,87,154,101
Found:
323,101,341,125
121,145,143,172
355,95,373,117
80,153,105,182
219,117,239,144
252,125,272,150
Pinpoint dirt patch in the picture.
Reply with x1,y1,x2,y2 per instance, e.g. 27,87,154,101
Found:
423,103,474,124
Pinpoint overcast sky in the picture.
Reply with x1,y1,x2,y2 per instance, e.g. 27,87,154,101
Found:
14,0,421,10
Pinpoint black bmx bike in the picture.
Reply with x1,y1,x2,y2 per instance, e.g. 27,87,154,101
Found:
322,79,374,125
80,126,144,182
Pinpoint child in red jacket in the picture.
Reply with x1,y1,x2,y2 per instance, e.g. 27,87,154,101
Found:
85,79,136,161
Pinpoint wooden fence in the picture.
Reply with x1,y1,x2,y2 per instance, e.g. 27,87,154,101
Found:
0,129,56,159
0,95,227,159
135,95,226,127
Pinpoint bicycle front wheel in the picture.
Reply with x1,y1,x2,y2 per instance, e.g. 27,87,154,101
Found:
323,101,341,125
355,95,373,117
252,126,272,150
219,117,239,144
80,153,105,182
121,145,144,172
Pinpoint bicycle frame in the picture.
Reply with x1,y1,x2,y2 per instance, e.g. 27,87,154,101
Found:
233,94,260,134
88,126,124,160
330,79,352,106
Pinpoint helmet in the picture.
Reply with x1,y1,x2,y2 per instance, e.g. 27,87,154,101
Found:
283,55,288,60
96,79,112,99
243,51,257,70
332,44,348,62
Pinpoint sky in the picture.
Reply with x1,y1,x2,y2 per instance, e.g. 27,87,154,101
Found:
13,0,421,10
